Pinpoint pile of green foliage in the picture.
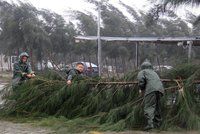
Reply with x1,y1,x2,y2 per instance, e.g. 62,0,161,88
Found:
1,64,200,131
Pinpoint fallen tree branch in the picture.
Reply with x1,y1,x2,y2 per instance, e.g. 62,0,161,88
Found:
89,79,200,85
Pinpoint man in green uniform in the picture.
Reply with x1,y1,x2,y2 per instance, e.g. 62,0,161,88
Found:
12,52,35,85
137,60,164,131
66,62,85,85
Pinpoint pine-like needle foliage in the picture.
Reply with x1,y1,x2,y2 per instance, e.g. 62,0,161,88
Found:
1,65,200,131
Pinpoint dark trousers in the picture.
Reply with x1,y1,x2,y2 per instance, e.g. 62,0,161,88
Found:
144,91,162,128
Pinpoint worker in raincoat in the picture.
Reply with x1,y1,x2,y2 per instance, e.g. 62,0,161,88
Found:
137,60,164,131
12,52,35,86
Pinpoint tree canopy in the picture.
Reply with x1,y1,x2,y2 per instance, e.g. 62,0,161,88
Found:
0,0,199,73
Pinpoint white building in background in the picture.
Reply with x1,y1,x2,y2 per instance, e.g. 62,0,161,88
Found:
0,54,17,71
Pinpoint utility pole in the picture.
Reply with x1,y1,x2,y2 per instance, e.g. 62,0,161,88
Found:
135,42,139,69
188,41,193,62
97,1,102,77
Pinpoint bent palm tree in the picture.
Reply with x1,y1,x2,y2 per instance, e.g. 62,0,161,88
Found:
161,0,200,6
156,0,200,24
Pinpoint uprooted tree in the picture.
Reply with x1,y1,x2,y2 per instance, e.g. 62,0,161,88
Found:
1,64,200,131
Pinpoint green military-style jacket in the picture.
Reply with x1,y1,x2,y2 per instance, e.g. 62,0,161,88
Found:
137,61,164,96
13,61,32,81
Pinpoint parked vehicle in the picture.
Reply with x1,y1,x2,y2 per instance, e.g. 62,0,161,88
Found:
154,65,173,72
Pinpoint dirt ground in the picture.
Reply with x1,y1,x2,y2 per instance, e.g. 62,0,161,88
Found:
0,122,199,134
0,120,53,134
